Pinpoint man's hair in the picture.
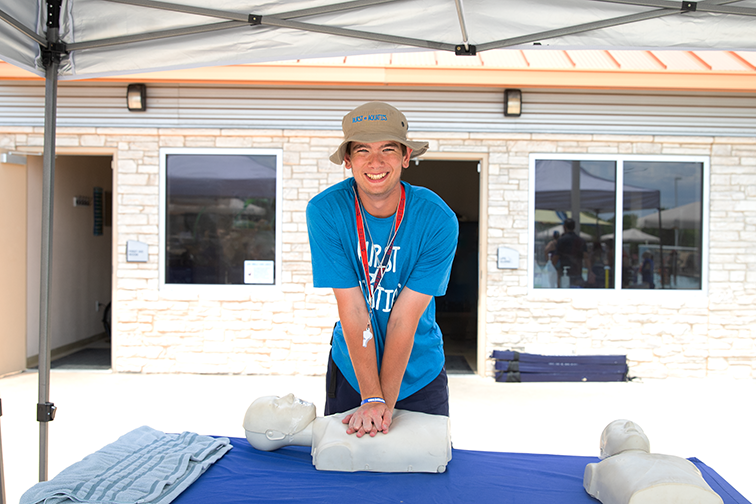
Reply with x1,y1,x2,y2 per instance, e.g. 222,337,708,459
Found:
347,141,407,156
563,218,576,231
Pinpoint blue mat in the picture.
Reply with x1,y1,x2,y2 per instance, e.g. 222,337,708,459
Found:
492,350,628,382
173,437,749,504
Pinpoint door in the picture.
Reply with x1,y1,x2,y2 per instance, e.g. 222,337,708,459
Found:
26,155,113,366
0,153,27,375
401,159,480,373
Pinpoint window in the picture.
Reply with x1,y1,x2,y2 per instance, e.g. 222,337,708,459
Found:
159,148,282,289
530,155,707,291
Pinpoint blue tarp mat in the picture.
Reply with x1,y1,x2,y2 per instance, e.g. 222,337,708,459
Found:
491,350,629,382
172,437,749,504
491,350,626,365
495,371,628,382
494,360,627,374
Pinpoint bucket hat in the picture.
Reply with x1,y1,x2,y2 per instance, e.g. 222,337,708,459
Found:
330,101,429,165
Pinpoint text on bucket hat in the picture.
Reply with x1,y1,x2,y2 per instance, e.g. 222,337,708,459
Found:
329,102,429,165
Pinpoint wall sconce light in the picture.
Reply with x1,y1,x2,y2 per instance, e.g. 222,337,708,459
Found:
126,83,147,112
1,152,27,165
504,89,522,117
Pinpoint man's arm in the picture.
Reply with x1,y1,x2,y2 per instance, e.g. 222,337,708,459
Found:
379,287,432,411
332,287,387,438
332,286,432,438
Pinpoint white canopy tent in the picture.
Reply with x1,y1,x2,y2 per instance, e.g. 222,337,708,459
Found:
1,0,755,485
3,0,756,80
601,228,661,243
535,159,661,213
636,201,702,229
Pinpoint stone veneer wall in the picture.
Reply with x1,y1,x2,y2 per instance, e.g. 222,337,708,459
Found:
3,126,754,378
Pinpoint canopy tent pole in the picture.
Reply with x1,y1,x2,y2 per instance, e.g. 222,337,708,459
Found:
571,161,582,233
454,0,470,50
657,208,664,289
37,0,62,482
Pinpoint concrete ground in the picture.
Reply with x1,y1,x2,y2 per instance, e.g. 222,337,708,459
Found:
1,370,754,504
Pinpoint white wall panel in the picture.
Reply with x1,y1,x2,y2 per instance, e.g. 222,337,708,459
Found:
1,81,754,136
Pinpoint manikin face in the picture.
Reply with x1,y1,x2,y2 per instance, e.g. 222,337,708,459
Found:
599,419,651,459
243,394,316,436
344,141,411,205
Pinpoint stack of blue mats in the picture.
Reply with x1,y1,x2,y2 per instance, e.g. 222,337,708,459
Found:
491,350,628,382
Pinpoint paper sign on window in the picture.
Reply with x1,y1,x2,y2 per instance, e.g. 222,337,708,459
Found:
244,260,274,284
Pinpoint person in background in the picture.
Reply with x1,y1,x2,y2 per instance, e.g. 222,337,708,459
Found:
544,230,559,266
640,251,655,289
554,218,593,287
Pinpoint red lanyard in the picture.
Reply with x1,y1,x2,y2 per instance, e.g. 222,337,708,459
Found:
354,184,406,306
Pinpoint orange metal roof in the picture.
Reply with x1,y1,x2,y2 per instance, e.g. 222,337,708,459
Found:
2,49,755,92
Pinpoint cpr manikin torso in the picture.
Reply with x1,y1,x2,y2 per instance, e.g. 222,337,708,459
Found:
583,420,723,504
243,394,451,473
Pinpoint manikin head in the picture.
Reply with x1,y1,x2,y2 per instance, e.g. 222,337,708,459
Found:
599,419,651,459
243,394,316,451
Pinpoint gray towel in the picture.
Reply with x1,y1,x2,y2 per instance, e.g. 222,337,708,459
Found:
21,426,232,504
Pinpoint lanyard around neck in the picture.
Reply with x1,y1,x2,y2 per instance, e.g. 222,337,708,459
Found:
354,184,406,308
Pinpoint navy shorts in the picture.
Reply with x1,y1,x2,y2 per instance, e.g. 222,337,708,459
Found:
324,350,449,416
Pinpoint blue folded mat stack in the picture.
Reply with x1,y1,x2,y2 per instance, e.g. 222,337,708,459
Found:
491,350,628,382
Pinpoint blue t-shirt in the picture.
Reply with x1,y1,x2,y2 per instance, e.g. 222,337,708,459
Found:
307,179,458,400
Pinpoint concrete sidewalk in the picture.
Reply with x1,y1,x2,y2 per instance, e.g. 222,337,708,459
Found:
1,370,754,503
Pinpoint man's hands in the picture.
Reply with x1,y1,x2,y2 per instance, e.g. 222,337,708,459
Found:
342,402,393,437
331,286,430,439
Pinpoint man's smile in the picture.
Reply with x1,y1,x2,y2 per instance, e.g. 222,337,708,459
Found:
365,172,388,180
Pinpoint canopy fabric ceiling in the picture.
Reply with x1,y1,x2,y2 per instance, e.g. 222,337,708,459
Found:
1,0,756,81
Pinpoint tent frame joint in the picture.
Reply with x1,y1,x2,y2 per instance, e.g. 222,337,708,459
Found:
39,42,67,70
36,402,57,423
454,43,476,56
248,13,262,25
681,1,697,11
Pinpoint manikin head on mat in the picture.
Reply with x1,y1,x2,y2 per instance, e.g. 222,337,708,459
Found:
584,419,723,504
243,394,316,451
599,419,651,460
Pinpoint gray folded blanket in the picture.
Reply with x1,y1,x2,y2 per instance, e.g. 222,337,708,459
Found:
21,426,232,504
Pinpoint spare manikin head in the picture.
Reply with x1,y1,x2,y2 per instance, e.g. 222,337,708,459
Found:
243,394,316,451
599,419,651,460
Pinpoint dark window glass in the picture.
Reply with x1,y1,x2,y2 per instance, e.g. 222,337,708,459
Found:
534,160,617,289
165,153,277,285
533,158,704,291
622,162,703,290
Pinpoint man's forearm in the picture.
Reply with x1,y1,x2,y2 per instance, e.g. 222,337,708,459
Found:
379,325,414,410
333,287,383,400
380,287,432,410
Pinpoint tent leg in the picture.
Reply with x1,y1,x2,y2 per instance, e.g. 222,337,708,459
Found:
37,40,60,483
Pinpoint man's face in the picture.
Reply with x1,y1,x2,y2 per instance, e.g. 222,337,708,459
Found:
344,141,411,202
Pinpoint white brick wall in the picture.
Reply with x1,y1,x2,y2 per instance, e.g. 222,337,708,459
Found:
3,126,754,379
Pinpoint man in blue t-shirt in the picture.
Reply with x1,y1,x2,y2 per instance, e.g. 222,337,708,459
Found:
306,102,458,439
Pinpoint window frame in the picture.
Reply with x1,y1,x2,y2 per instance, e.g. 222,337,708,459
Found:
158,147,284,294
528,153,710,297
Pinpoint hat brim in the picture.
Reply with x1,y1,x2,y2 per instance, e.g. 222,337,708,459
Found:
329,134,429,165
